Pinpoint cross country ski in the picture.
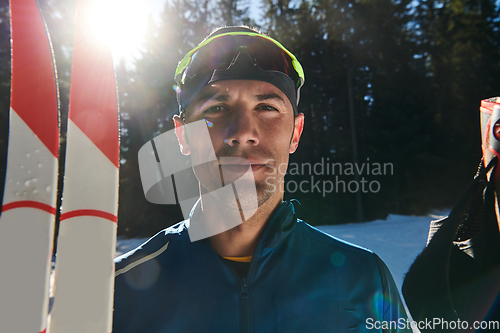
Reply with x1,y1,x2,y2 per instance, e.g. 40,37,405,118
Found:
48,0,120,331
0,0,59,332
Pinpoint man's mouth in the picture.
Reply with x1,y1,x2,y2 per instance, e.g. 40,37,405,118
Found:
218,158,271,174
219,163,267,172
250,164,266,171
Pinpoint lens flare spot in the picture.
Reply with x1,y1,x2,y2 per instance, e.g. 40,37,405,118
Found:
205,119,213,127
330,251,346,267
173,85,181,93
370,292,400,318
124,258,160,290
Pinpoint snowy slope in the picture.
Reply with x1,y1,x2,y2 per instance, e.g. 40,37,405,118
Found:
316,213,447,290
116,237,150,257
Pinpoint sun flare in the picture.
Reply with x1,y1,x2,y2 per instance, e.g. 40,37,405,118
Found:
84,0,149,62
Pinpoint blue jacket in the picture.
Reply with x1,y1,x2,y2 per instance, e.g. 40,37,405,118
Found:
113,201,410,332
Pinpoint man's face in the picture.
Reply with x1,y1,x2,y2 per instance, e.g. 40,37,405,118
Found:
174,80,304,209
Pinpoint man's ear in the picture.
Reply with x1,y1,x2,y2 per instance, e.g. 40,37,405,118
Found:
173,114,190,155
289,113,304,154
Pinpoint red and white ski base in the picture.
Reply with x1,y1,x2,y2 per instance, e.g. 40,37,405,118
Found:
0,0,59,332
0,110,58,333
48,0,120,331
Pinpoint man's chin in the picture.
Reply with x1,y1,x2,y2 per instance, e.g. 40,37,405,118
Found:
199,181,277,216
255,182,281,207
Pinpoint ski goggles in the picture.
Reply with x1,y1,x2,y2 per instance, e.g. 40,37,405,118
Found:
174,32,305,115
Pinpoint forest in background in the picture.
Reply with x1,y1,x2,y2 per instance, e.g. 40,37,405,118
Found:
0,0,500,238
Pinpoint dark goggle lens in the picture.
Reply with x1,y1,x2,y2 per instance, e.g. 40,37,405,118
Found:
182,35,300,87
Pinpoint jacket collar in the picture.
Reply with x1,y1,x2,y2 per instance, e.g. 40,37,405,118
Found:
188,199,297,250
258,201,297,250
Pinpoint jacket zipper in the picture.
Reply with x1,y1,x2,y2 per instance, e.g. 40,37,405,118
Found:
238,203,292,333
240,277,251,333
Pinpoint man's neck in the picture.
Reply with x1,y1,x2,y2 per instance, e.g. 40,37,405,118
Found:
207,194,283,257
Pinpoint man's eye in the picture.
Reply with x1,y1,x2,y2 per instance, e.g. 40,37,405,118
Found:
260,105,279,112
203,105,225,115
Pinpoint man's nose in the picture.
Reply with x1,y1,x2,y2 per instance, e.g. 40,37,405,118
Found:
225,110,259,147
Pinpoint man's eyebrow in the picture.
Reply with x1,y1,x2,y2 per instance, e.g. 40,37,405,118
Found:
254,93,285,104
193,93,231,105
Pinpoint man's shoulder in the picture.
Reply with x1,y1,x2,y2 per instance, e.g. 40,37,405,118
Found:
291,219,395,292
294,218,375,258
114,220,189,274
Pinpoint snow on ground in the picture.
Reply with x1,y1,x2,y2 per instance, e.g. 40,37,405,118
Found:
316,212,448,290
116,211,449,291
116,237,150,257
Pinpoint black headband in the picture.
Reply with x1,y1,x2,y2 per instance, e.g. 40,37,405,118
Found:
178,47,298,116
